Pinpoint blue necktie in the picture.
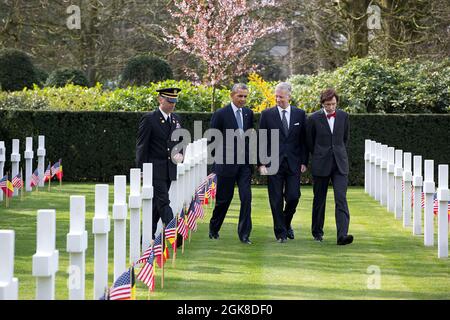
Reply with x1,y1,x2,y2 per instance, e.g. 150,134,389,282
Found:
236,109,243,130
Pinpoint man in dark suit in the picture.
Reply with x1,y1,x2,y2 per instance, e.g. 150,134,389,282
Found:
136,87,184,239
258,82,308,243
306,88,353,245
209,83,255,244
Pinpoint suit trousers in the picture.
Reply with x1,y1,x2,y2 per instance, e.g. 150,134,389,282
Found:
267,158,301,239
209,165,252,240
152,178,174,239
311,156,350,239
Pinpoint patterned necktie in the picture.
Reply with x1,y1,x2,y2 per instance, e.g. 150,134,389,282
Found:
236,109,243,130
281,110,289,136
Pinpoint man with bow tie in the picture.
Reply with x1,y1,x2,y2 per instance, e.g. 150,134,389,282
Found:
258,82,308,243
306,88,353,245
136,87,184,240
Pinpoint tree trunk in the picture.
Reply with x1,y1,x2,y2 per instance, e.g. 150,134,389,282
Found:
345,0,370,58
379,0,408,58
83,1,100,86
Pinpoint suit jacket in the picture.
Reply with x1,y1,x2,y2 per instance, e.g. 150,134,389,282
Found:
306,109,349,177
136,109,183,181
211,104,255,177
258,106,308,175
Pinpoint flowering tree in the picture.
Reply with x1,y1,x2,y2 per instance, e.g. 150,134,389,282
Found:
163,0,285,111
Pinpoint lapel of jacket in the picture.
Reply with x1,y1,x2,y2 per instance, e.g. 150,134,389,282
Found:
319,109,332,135
169,113,178,136
273,106,286,138
242,107,249,130
227,104,239,130
287,106,297,137
156,109,170,134
333,110,343,136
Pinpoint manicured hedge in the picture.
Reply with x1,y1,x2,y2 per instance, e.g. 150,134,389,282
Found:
119,54,173,87
0,49,40,91
0,110,448,185
45,68,89,87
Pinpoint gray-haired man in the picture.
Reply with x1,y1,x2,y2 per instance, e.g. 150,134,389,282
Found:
258,82,308,243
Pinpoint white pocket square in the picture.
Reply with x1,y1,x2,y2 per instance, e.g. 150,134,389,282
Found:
294,122,300,126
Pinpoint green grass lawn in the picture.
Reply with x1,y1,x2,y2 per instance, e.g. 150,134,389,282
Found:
0,183,448,300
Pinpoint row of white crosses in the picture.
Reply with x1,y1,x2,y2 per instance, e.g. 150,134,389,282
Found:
0,136,47,200
364,139,449,259
0,138,208,300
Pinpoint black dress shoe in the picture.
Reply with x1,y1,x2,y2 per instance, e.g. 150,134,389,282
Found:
337,235,353,245
241,238,252,244
313,235,323,242
277,238,287,243
209,232,219,239
287,228,294,240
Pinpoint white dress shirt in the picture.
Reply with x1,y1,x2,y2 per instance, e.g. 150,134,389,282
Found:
277,105,291,128
324,108,335,133
159,107,171,122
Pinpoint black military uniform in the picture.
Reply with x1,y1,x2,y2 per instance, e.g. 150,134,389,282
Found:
136,88,184,239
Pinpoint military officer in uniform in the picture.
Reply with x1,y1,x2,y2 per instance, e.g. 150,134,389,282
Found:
136,87,184,239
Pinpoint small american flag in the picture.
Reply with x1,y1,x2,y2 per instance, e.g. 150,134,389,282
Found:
187,200,198,231
12,173,23,189
165,217,177,248
177,208,189,240
109,267,135,300
194,198,204,219
51,161,58,178
0,175,13,197
137,251,155,291
401,180,413,192
211,180,217,199
432,194,450,215
196,181,206,202
136,245,153,266
30,168,39,187
43,164,51,182
205,179,212,199
421,192,450,220
153,233,168,268
0,175,7,189
206,173,216,198
420,192,425,209
410,190,424,208
51,159,63,181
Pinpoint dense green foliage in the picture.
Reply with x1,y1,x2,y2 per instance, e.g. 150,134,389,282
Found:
289,57,450,114
0,58,448,113
0,81,230,112
1,111,448,185
120,54,174,87
45,68,89,87
0,49,39,92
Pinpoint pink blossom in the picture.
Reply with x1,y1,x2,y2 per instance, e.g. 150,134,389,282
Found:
162,0,286,85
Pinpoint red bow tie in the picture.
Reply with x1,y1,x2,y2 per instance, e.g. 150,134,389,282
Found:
326,112,336,119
